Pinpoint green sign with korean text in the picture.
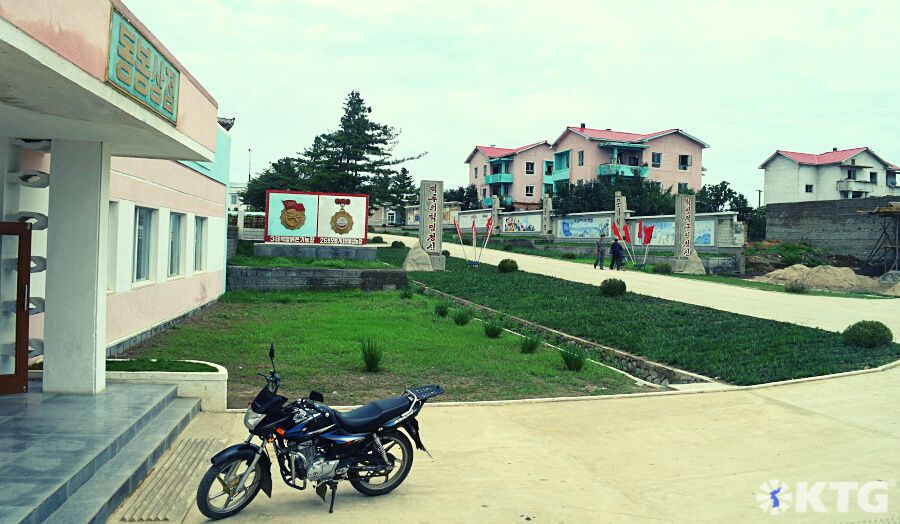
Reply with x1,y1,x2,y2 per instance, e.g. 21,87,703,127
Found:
106,9,179,123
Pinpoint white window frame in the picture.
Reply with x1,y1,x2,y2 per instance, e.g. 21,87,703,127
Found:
651,152,662,168
133,206,154,283
194,216,206,272
525,185,535,197
525,162,535,174
168,212,185,277
577,150,584,166
678,154,692,171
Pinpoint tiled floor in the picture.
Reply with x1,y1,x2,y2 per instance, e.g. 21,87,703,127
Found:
0,381,176,524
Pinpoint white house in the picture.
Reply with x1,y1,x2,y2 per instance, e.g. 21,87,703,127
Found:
760,147,900,204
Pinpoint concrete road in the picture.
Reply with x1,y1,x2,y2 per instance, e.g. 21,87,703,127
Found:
145,364,899,523
382,234,900,340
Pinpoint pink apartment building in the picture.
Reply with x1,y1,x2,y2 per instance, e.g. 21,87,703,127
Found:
549,125,709,193
465,141,553,209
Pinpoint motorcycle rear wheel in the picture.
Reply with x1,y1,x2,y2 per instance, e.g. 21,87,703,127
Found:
196,456,263,520
350,431,414,496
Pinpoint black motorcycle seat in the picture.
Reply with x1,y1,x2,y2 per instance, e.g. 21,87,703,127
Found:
334,396,411,433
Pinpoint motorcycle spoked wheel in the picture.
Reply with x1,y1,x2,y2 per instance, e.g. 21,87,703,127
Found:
196,456,264,520
350,431,414,496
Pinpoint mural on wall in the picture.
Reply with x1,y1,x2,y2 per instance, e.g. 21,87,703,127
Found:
502,213,541,233
458,210,492,229
640,218,714,246
265,191,368,244
406,205,460,225
557,215,612,238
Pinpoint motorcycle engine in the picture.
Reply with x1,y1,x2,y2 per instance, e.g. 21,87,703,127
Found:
306,456,339,481
287,442,339,481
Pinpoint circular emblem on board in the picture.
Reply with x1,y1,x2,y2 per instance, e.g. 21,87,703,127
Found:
330,198,354,235
280,200,306,230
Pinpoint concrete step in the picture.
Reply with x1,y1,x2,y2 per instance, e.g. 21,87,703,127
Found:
4,384,178,524
42,397,200,524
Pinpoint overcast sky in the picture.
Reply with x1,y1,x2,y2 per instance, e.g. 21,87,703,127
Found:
127,0,900,204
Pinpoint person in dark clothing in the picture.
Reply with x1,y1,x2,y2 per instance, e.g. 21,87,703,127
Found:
610,238,625,270
594,234,607,269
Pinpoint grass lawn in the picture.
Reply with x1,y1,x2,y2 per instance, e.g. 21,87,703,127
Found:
120,289,644,408
228,254,391,270
377,247,900,385
29,359,217,372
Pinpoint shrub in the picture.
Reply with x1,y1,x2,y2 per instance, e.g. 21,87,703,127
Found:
360,339,383,372
370,235,384,244
399,288,413,299
434,302,449,318
391,240,405,248
599,278,626,297
452,308,473,326
441,249,450,257
843,321,893,348
652,263,672,274
367,225,375,233
520,333,541,354
560,344,587,371
498,259,519,273
561,253,578,259
484,318,503,338
784,281,807,294
503,244,514,251
414,284,426,294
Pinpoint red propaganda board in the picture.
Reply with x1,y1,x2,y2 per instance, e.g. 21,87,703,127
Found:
264,190,369,245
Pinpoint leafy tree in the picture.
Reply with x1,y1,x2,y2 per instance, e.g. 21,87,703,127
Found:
443,184,481,210
552,177,676,216
240,157,303,210
747,206,766,241
695,181,737,213
389,167,417,207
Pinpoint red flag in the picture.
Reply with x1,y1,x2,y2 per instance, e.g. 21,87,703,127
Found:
611,222,622,240
485,216,494,239
636,220,643,239
454,218,463,241
642,225,655,246
623,223,632,244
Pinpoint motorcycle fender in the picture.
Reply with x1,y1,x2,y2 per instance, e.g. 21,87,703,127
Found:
211,443,273,498
399,418,430,455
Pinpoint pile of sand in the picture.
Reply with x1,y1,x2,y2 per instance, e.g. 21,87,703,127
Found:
754,264,900,296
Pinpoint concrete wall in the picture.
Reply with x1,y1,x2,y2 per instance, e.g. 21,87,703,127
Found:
227,266,408,291
766,196,900,260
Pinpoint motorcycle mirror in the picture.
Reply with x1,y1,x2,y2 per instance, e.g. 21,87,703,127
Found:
268,342,276,372
309,390,325,402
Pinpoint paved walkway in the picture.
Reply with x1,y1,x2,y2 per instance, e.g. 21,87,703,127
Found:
127,365,900,523
382,234,900,340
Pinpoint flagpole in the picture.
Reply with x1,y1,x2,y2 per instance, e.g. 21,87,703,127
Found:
454,219,469,262
478,217,494,263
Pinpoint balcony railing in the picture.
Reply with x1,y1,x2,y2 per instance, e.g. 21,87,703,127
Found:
598,164,648,177
836,179,874,192
543,169,570,186
482,196,512,207
484,173,514,185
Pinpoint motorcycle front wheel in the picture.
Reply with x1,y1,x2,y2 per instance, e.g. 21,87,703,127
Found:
350,431,414,496
196,456,264,520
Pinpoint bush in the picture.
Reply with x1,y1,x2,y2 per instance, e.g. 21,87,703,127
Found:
843,321,893,348
370,235,384,244
441,249,450,256
484,318,503,338
652,263,672,274
503,244,514,251
399,288,413,299
452,308,473,326
367,225,375,232
414,284,426,294
560,344,587,371
561,253,578,259
391,240,405,248
498,259,518,273
784,281,807,294
360,339,383,372
520,333,541,354
434,302,449,317
599,278,626,297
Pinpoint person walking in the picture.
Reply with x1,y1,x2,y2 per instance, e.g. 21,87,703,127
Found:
610,238,624,270
594,234,607,269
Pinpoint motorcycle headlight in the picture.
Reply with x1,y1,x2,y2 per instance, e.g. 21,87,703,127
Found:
244,409,266,430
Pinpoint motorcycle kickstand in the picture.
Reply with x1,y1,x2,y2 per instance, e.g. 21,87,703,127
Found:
328,481,338,514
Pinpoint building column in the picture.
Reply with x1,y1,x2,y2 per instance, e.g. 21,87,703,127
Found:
43,140,110,394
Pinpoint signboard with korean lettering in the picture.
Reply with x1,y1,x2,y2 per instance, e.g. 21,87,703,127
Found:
107,9,180,123
674,194,696,258
264,191,368,245
614,192,627,232
419,180,443,254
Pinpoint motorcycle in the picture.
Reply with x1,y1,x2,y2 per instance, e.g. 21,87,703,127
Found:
195,344,444,520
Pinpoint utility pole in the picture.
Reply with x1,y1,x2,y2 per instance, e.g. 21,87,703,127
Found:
756,189,763,208
247,147,252,182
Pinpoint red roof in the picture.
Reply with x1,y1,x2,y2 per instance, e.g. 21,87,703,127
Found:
777,147,868,166
465,141,548,163
553,126,708,149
